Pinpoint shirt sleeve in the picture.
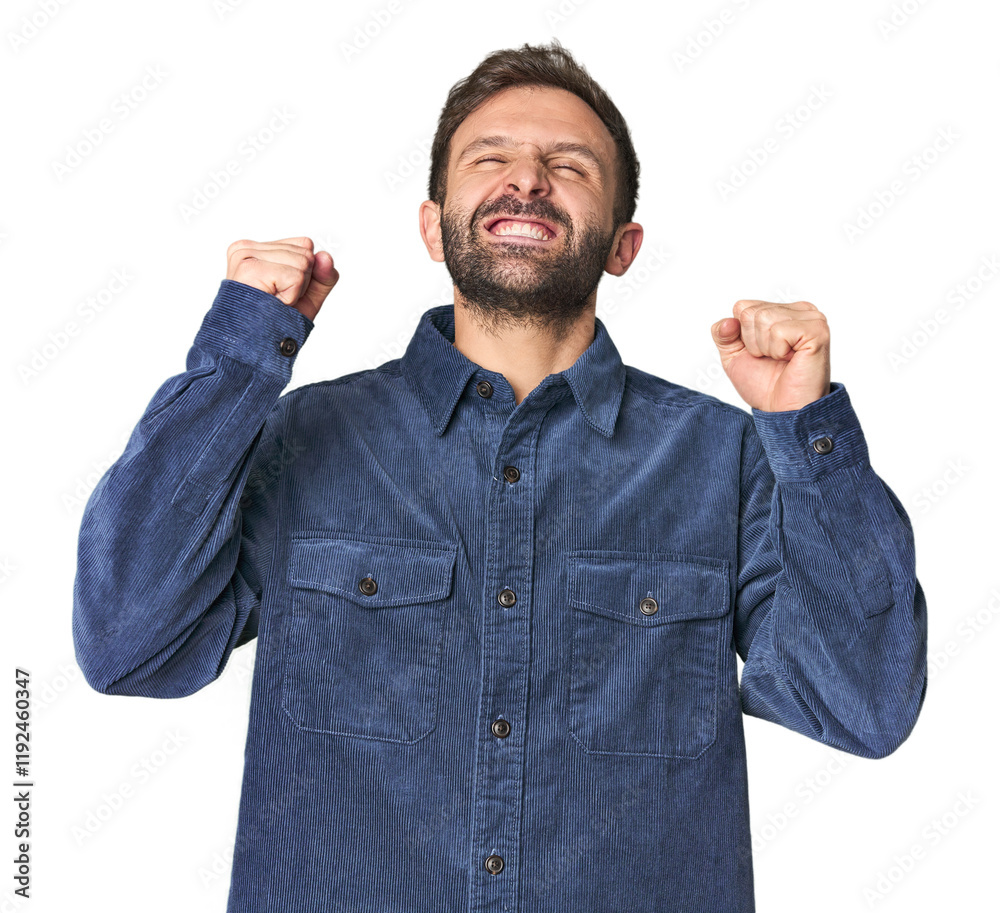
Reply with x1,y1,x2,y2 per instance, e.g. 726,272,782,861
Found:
734,382,928,758
72,279,313,698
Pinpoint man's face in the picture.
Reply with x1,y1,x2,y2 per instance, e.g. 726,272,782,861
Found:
426,85,626,336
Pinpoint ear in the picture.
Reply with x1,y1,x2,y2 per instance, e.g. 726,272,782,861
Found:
419,200,445,262
604,222,644,277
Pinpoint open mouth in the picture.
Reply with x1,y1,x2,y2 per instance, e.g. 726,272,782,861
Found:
483,217,559,243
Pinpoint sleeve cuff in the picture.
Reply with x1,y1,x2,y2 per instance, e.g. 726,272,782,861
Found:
751,382,869,483
193,279,314,382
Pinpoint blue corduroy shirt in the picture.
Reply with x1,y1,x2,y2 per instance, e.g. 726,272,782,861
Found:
73,278,927,912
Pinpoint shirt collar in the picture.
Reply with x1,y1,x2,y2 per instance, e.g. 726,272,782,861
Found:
401,303,626,438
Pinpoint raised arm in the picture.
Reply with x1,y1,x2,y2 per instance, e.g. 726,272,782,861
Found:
72,238,337,697
713,299,927,756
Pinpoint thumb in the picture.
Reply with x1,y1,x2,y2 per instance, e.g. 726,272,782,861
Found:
296,250,339,321
711,317,744,361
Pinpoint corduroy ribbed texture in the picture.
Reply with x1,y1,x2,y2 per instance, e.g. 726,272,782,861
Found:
72,279,928,912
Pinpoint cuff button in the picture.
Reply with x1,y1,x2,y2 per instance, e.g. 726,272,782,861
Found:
812,436,834,454
279,337,298,357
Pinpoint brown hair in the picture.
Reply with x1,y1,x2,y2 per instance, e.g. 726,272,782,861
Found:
428,39,640,230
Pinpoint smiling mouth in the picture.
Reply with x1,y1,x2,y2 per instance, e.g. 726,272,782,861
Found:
483,217,559,242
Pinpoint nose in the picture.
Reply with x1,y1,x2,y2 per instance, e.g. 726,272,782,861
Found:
501,154,551,200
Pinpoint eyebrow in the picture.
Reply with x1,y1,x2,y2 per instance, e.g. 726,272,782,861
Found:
458,134,604,172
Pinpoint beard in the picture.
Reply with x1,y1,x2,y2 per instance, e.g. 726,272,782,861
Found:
439,192,617,339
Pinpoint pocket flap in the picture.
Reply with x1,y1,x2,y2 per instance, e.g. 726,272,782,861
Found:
290,535,456,607
567,551,729,625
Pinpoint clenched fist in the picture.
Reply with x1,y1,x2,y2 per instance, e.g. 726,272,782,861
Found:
711,299,831,412
226,236,338,323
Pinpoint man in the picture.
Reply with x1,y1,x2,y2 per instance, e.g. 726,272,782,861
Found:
73,40,927,912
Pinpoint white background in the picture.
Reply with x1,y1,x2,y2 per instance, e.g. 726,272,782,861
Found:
2,0,997,910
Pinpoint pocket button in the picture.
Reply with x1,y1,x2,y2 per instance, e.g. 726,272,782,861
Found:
639,596,658,615
358,576,377,596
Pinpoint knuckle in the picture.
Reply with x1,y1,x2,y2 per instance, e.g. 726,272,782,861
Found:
227,239,252,256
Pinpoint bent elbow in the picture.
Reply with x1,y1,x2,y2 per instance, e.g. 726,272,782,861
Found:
840,670,927,759
72,606,220,700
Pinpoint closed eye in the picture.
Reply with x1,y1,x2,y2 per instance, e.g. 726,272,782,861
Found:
475,156,582,175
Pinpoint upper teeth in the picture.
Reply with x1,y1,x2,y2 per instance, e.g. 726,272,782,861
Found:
490,220,552,241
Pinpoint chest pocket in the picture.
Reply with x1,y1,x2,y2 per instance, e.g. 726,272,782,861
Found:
281,535,456,743
566,551,730,760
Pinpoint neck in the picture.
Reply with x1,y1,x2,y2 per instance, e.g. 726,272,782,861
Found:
451,289,597,405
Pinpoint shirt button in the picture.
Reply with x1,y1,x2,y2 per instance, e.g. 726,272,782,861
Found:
476,380,493,398
639,596,658,616
498,588,516,608
491,718,511,739
484,854,504,875
358,577,377,596
278,337,298,357
812,436,834,455
502,466,520,483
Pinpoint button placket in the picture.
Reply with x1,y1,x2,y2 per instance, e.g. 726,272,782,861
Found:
468,405,544,911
